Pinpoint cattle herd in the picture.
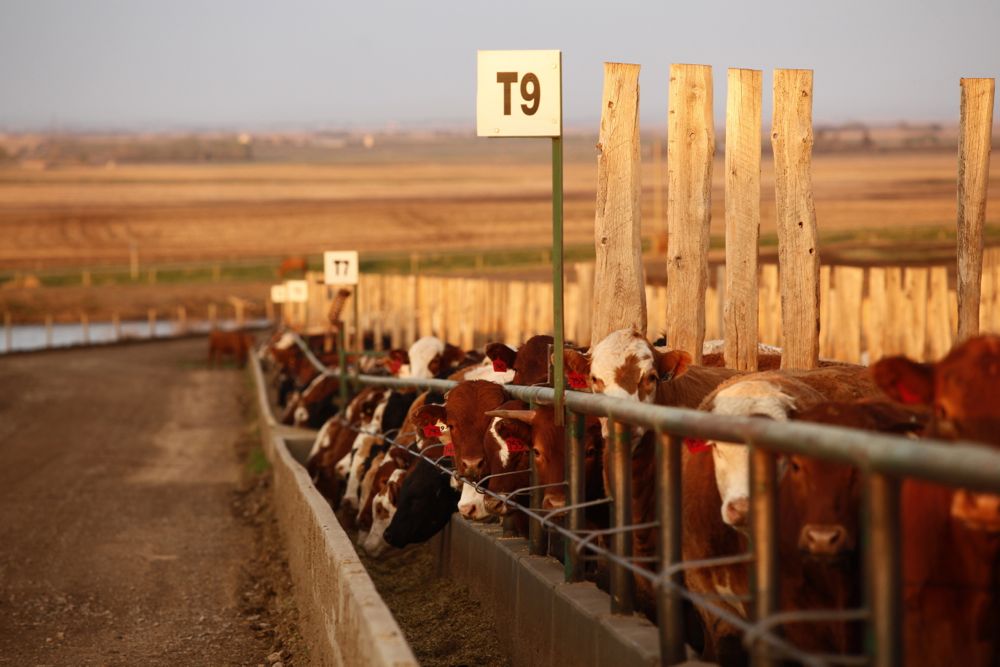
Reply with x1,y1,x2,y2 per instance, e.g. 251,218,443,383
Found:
257,326,1000,666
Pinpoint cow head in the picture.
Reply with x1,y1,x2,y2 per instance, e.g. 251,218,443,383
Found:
511,335,555,386
873,335,1000,532
361,463,407,557
382,458,460,548
564,329,691,403
701,378,818,532
481,404,533,516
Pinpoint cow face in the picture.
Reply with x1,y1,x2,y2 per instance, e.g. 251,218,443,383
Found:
784,455,861,561
362,467,407,557
873,335,1000,532
565,329,691,408
481,408,533,516
702,380,804,531
444,381,506,481
511,335,555,386
383,459,460,548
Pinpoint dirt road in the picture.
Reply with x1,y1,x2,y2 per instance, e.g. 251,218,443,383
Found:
0,339,301,666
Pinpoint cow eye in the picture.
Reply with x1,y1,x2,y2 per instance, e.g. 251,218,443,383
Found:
532,447,541,458
790,458,801,473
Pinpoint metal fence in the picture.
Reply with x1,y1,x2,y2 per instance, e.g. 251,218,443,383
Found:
287,331,1000,667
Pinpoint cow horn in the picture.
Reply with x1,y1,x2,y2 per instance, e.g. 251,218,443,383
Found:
484,409,537,423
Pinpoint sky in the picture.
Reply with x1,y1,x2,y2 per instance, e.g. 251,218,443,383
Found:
1,0,998,131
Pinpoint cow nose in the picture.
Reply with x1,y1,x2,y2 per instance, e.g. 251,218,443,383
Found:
459,503,477,519
723,498,749,528
800,524,849,556
542,493,565,511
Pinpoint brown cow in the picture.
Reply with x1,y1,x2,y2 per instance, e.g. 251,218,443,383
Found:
277,256,307,277
873,335,1000,666
208,329,253,367
775,399,928,656
443,380,508,520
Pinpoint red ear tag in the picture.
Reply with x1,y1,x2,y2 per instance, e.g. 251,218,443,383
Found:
492,358,508,373
684,438,711,454
422,424,442,439
443,442,455,457
567,371,588,390
896,382,924,405
505,437,529,453
388,359,402,374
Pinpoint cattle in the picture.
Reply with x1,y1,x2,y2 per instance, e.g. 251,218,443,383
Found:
280,373,339,429
395,336,467,380
698,365,881,531
679,368,880,662
443,380,508,520
486,405,606,514
872,335,1000,667
340,390,418,517
208,329,254,367
361,459,408,556
775,399,927,656
382,454,460,550
277,256,307,277
478,400,532,518
306,386,388,502
563,328,739,420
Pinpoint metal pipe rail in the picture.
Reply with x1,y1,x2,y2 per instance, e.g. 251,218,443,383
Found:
281,331,1000,666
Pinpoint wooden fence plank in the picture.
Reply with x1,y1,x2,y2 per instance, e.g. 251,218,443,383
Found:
927,266,952,360
666,63,715,361
956,78,995,341
723,68,762,371
772,68,820,370
832,266,864,363
592,62,647,344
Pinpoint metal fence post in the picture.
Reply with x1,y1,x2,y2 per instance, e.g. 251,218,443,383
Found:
565,410,586,582
658,433,686,664
750,444,779,667
529,399,546,556
610,419,635,614
867,472,902,667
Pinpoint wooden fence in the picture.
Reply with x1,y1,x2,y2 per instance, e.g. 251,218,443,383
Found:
278,244,1000,364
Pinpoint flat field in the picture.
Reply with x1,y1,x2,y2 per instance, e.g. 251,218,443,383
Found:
2,137,998,271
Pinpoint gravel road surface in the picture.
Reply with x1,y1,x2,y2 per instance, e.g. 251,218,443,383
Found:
0,339,302,666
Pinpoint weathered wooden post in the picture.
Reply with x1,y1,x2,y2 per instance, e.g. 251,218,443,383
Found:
177,306,187,334
956,77,995,341
927,266,952,360
591,62,647,343
666,63,714,361
208,302,218,329
772,69,819,370
112,311,121,340
724,68,762,371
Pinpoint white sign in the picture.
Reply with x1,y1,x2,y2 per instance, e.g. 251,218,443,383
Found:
285,280,309,303
270,284,287,304
324,250,359,285
477,50,561,138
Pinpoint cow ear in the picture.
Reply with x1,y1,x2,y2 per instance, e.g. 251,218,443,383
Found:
871,357,935,406
654,349,692,382
562,348,592,389
485,342,518,369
